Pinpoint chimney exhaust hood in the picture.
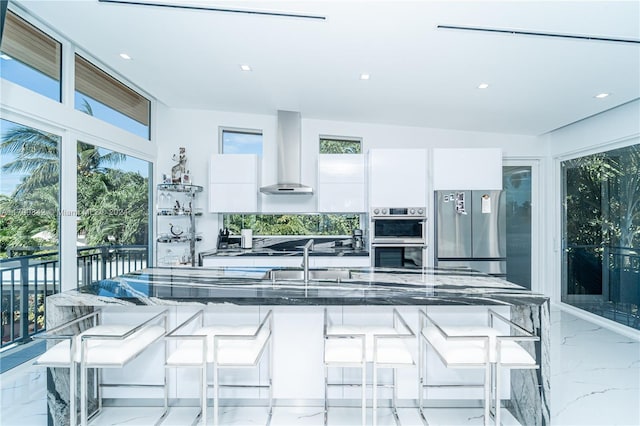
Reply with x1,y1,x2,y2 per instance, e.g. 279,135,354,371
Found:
260,110,313,195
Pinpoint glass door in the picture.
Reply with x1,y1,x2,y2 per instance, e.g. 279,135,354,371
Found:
504,166,532,289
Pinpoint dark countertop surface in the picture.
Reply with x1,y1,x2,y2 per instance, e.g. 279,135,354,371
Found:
201,237,369,257
53,266,549,307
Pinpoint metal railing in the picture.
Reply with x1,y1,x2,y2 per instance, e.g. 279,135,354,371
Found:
1,245,148,348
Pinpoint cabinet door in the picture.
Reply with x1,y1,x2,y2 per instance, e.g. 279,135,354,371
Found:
209,183,257,212
369,149,427,206
432,148,502,190
317,154,366,212
209,154,258,184
209,154,259,212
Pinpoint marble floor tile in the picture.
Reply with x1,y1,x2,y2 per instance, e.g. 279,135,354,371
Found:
1,307,638,426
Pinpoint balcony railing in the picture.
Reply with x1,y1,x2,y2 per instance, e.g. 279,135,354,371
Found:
1,245,148,348
566,245,639,329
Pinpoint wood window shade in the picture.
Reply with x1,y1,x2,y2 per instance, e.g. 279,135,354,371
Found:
0,10,61,81
75,54,150,126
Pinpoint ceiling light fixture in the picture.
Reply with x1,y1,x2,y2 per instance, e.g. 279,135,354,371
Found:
478,83,489,89
594,93,610,99
119,53,132,60
437,25,640,45
360,74,370,80
240,65,252,72
98,0,326,20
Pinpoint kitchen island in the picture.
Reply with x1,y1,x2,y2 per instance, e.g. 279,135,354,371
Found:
45,267,550,425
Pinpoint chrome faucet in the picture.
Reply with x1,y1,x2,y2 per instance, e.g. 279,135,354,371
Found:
302,239,314,283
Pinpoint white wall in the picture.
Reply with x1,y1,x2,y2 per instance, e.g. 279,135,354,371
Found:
541,100,640,304
155,105,543,253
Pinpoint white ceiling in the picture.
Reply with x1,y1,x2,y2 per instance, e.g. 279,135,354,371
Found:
16,0,640,136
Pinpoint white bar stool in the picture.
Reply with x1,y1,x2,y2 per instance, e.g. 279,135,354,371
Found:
323,308,415,426
164,309,273,425
34,308,169,426
418,309,539,426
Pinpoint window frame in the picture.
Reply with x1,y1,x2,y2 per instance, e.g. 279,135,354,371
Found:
219,126,263,155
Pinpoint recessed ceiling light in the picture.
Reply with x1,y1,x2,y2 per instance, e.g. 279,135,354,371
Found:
0,54,12,60
594,93,610,99
478,83,489,89
119,53,132,60
240,64,252,71
360,73,370,80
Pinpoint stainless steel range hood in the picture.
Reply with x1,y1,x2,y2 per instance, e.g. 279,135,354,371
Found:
260,110,313,195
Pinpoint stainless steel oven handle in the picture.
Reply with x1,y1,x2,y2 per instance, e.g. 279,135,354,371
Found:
371,216,427,221
371,242,427,247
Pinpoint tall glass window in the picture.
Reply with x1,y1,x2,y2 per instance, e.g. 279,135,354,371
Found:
0,119,60,347
76,142,151,287
74,54,150,139
0,10,61,101
562,143,640,329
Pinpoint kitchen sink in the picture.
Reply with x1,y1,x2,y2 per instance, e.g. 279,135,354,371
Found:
262,268,352,281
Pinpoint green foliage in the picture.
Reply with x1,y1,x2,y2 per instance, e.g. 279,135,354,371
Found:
77,169,149,245
224,214,360,236
1,123,148,257
564,143,640,249
319,138,361,154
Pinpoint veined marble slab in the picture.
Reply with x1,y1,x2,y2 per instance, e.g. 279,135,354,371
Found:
45,267,550,426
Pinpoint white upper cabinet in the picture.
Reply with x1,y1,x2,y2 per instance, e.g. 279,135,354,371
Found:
317,154,366,212
209,154,259,212
369,149,427,207
433,148,502,190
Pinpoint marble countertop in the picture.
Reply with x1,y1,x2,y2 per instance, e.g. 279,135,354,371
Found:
56,266,549,307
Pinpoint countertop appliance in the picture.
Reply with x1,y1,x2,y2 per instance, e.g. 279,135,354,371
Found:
351,229,363,250
371,207,427,269
435,190,506,277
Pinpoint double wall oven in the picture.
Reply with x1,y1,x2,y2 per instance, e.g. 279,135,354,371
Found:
371,207,427,269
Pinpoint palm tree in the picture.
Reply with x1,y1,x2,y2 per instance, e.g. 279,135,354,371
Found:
1,123,125,196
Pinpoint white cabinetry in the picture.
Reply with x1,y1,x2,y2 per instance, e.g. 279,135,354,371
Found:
369,149,427,206
433,148,502,190
317,154,366,212
202,255,370,268
209,154,259,212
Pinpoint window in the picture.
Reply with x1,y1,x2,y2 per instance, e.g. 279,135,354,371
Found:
223,214,360,236
0,10,61,101
76,143,151,286
74,54,150,139
1,119,60,345
221,128,263,155
319,136,361,154
562,143,640,329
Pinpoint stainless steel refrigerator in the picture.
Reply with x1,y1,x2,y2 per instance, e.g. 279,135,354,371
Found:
435,190,506,277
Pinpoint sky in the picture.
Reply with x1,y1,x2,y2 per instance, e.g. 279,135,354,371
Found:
1,53,150,196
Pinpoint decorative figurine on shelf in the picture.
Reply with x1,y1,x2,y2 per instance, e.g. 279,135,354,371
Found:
171,147,187,184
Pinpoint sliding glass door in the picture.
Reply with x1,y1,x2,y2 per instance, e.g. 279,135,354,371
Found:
561,144,640,329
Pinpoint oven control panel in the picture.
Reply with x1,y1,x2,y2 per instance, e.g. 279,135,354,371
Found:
371,207,425,217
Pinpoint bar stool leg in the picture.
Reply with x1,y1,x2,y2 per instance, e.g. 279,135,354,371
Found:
268,339,273,424
323,365,328,426
213,363,219,425
495,364,502,426
362,362,366,426
80,363,87,426
484,364,491,426
373,361,378,426
70,362,77,426
201,363,207,425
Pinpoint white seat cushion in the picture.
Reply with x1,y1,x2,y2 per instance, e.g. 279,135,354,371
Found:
422,325,536,366
36,324,165,367
326,325,413,364
166,325,269,366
